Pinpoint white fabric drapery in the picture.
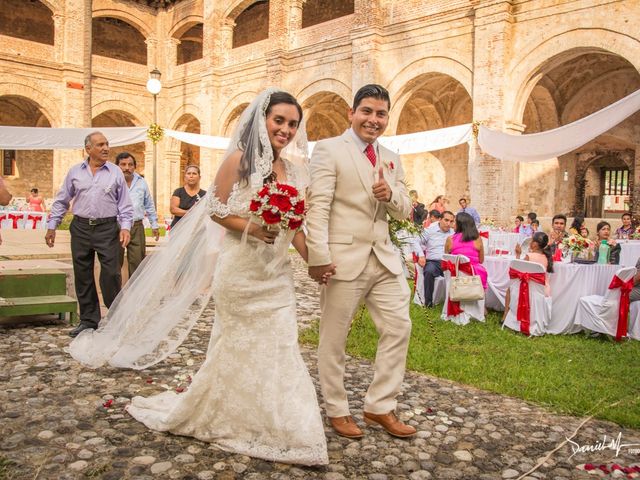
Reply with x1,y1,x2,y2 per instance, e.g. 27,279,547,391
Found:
378,123,473,154
164,129,230,150
478,88,640,162
0,126,148,150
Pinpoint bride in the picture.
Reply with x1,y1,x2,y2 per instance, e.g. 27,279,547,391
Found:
68,88,329,466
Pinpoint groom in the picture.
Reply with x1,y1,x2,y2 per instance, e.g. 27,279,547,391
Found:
306,84,415,439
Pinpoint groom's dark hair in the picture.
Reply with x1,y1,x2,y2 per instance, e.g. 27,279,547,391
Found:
353,84,390,110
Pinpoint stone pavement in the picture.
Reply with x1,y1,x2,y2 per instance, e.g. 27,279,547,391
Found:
1,257,639,480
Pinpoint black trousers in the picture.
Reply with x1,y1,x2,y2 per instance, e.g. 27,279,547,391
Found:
70,218,121,328
423,259,444,307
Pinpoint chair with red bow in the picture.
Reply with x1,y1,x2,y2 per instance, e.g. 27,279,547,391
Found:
441,253,485,325
502,259,550,337
627,302,640,341
412,258,446,307
575,266,637,341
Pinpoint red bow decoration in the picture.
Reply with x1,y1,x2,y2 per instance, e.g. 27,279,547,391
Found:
8,213,23,229
479,231,489,239
441,259,473,316
508,268,546,336
495,249,510,255
27,214,42,229
0,214,5,229
608,275,634,341
552,247,563,261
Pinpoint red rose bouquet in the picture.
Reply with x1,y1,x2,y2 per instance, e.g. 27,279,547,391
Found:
249,182,305,231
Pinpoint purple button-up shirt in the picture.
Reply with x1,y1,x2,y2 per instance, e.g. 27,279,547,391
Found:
47,159,133,230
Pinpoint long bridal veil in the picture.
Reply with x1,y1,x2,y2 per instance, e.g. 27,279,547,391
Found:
69,87,309,370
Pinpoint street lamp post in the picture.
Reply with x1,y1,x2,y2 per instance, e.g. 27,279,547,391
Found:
146,68,162,208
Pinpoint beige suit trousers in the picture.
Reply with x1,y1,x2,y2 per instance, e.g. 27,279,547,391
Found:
318,252,412,417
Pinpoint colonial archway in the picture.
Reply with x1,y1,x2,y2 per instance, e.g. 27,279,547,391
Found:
92,17,147,65
302,92,349,141
395,73,473,210
222,103,249,137
92,110,146,173
517,49,640,218
0,0,54,45
0,95,54,199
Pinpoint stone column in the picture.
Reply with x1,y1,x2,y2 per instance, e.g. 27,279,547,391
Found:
288,0,304,49
350,0,383,88
629,148,640,221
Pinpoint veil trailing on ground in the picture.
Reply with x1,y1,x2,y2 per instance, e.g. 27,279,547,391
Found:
69,88,309,370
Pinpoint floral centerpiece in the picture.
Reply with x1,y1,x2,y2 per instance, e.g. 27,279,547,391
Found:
630,226,640,240
249,182,305,231
561,233,595,260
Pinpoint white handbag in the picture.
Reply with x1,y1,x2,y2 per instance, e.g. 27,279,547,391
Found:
449,257,484,301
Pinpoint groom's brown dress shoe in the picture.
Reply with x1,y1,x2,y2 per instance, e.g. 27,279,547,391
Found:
363,411,417,438
328,416,364,439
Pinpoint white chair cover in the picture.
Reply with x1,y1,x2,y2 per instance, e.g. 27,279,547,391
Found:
441,253,485,325
502,259,551,337
574,266,637,338
412,264,446,306
519,237,532,256
628,302,640,340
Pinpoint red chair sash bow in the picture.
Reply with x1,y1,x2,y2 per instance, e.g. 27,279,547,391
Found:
495,249,510,255
608,275,634,341
27,214,42,229
441,260,473,316
8,213,23,229
479,231,489,239
508,268,546,336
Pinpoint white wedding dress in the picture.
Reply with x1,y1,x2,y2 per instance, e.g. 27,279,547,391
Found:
126,161,328,465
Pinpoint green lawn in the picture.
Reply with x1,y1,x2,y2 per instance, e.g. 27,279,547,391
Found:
300,303,640,428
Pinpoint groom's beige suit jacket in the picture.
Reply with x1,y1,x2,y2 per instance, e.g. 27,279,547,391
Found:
306,131,412,278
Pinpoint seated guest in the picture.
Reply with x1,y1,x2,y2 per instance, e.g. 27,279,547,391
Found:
569,216,585,236
615,212,634,238
423,209,442,229
445,212,487,289
593,221,621,264
513,215,524,233
457,197,481,225
429,195,447,213
409,190,427,226
548,214,569,255
507,232,554,321
413,211,455,307
530,219,540,233
519,212,536,237
579,225,590,238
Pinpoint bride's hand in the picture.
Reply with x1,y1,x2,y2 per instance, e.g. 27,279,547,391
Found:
250,224,278,244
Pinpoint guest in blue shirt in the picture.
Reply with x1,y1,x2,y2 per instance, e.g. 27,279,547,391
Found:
413,211,455,306
116,152,159,279
457,198,480,225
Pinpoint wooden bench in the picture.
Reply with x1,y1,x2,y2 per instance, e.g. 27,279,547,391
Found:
0,269,78,324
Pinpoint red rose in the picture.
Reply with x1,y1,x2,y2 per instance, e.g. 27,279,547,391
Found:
249,200,261,212
583,464,595,471
270,194,292,212
262,210,281,224
258,186,270,197
288,218,303,230
277,183,298,196
293,200,305,215
390,161,395,170
102,399,114,408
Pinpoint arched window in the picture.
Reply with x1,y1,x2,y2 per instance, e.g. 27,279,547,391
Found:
92,17,147,65
233,0,269,48
0,0,54,45
177,23,203,65
302,0,354,28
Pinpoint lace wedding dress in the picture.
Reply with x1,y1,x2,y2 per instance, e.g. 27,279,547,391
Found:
126,161,328,465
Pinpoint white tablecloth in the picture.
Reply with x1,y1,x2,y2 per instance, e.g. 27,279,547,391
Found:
485,256,620,334
0,210,47,230
487,232,522,255
619,241,640,267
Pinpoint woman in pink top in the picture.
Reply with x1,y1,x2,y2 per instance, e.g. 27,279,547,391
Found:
428,195,447,214
27,188,44,212
445,212,487,289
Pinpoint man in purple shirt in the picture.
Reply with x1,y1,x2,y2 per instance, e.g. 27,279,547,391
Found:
45,131,133,337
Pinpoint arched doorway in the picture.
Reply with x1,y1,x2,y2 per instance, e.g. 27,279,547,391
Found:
92,110,146,173
0,95,54,201
302,92,349,141
395,73,472,211
174,114,201,177
519,50,640,218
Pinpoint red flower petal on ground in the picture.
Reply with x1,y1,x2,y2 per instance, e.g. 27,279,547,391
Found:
598,465,610,473
270,194,292,212
249,199,261,212
293,200,305,215
288,218,303,230
145,378,153,384
262,210,281,225
187,375,192,384
102,399,114,408
584,464,596,471
176,387,185,393
426,407,434,414
612,464,622,471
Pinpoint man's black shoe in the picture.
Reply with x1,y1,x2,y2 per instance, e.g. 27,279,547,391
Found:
69,324,95,338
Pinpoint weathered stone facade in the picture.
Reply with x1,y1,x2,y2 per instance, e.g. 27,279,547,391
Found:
0,0,638,220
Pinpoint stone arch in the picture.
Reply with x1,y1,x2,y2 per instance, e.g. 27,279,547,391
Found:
170,18,204,65
508,29,640,123
224,0,263,21
92,16,148,65
0,82,60,127
302,0,354,28
92,109,146,172
169,15,205,38
295,79,352,111
171,114,201,177
92,100,147,125
0,95,54,197
0,0,55,45
222,103,250,138
219,91,257,135
386,56,473,133
232,0,269,48
301,92,350,141
92,9,153,39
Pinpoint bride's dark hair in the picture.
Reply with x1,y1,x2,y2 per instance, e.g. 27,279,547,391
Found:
237,91,303,183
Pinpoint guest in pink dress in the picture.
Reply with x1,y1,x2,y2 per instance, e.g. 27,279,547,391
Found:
513,215,524,233
445,212,487,289
27,188,44,212
428,195,447,214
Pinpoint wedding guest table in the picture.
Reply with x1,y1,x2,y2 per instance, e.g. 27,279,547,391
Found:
0,210,48,230
484,256,620,334
486,232,521,256
619,240,640,267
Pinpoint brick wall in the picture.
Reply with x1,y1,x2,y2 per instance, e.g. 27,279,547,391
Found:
233,1,269,48
302,0,354,29
0,0,54,45
92,17,147,65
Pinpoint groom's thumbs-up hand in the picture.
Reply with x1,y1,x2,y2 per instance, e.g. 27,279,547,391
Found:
372,167,392,202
